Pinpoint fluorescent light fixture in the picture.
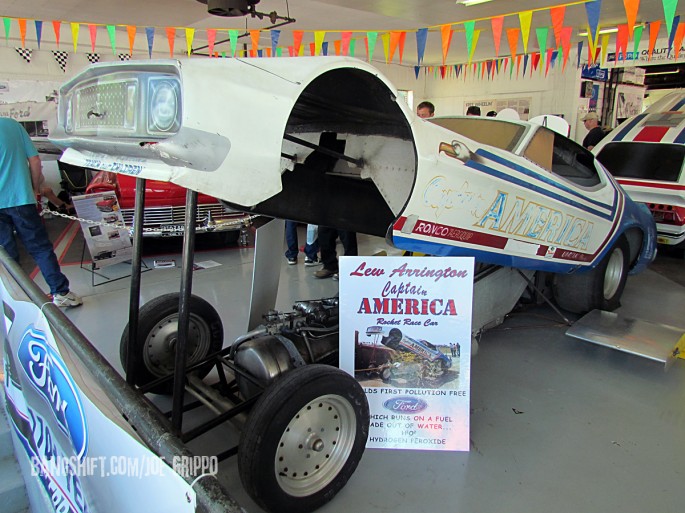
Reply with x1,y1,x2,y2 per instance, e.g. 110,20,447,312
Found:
645,70,680,76
457,0,495,6
578,27,619,37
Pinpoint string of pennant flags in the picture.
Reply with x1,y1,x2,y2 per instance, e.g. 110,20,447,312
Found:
3,0,684,77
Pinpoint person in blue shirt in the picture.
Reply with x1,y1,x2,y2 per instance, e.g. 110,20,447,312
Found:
0,118,82,307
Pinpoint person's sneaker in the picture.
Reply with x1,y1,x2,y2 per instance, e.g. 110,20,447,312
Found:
286,257,297,265
314,268,337,279
304,257,321,267
53,291,83,307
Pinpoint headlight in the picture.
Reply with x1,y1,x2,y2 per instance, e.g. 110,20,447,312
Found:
148,79,180,134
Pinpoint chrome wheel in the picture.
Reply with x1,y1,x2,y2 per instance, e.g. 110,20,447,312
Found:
603,246,625,300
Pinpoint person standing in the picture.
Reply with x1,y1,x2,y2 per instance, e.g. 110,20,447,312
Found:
285,221,319,266
313,227,357,279
466,106,481,116
581,112,605,150
0,118,82,307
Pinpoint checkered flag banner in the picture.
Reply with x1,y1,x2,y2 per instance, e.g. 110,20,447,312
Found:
52,51,69,72
86,53,100,64
15,47,32,64
118,53,131,61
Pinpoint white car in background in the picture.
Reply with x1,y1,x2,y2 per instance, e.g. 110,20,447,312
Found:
594,91,685,248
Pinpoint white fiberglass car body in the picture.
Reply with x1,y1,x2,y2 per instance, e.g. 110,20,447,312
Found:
51,57,656,308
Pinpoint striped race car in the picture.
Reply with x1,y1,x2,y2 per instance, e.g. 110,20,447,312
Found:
51,57,656,313
594,91,685,248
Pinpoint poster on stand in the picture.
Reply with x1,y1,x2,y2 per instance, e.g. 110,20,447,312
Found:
71,192,132,269
339,256,474,451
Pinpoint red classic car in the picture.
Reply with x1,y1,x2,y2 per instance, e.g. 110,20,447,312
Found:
86,170,252,243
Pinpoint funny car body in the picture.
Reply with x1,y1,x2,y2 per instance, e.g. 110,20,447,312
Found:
49,57,657,513
593,90,685,248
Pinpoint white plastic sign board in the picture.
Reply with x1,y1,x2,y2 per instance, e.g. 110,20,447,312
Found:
339,256,474,451
71,193,132,269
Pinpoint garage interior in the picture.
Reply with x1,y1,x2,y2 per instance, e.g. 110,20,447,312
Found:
1,1,685,513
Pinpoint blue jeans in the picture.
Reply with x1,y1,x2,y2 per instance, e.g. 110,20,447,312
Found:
0,204,70,295
285,220,318,260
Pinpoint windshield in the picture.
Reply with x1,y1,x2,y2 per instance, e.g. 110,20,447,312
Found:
429,117,526,152
596,142,685,182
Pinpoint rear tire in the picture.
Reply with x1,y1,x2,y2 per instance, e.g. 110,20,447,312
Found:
553,236,630,314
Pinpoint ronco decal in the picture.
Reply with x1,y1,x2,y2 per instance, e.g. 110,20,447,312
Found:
18,326,88,460
383,397,429,413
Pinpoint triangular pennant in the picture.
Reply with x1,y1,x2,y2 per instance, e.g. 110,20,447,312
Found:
585,0,602,43
491,16,504,57
674,23,685,59
229,29,239,56
185,28,195,56
441,25,453,65
309,42,316,56
560,26,572,70
18,19,27,48
293,30,304,56
52,20,61,48
464,21,475,59
322,41,328,56
127,26,137,56
536,27,548,65
416,28,428,64
550,6,565,46
3,18,10,44
414,66,420,79
366,31,378,61
668,15,680,56
349,38,356,57
389,31,401,62
545,48,553,76
516,54,522,77
270,30,280,55
276,47,282,57
15,47,32,64
107,25,116,55
118,53,131,61
600,33,610,65
519,11,532,54
398,31,407,64
507,28,520,62
532,51,541,71
88,24,97,53
469,30,480,64
146,27,155,58
341,31,352,56
250,30,260,52
663,0,678,37
648,20,661,60
315,31,326,56
616,24,629,60
166,27,176,58
70,22,79,52
333,40,341,56
35,20,43,49
52,50,68,72
381,33,390,63
623,0,641,38
86,52,100,64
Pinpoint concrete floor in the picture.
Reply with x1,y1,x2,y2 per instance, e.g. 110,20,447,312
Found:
18,222,685,513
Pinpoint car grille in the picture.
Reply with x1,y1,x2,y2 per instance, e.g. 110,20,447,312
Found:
75,81,134,131
120,203,237,228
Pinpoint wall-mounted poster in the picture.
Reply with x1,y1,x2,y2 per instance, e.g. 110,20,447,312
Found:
71,192,132,269
339,256,474,451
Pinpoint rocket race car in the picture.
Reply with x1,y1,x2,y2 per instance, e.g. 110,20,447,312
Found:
47,56,658,512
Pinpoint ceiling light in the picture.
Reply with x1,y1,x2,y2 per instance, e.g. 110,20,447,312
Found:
578,27,619,37
196,0,260,17
456,0,495,6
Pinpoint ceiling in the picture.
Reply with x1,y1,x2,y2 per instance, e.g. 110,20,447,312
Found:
0,0,677,65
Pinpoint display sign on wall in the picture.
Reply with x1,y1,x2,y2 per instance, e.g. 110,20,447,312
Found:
465,97,531,120
71,192,132,269
339,256,474,451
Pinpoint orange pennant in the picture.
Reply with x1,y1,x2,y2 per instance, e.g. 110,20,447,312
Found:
441,24,453,65
648,20,661,60
166,27,175,58
491,16,504,57
88,24,97,53
126,25,136,55
52,20,61,48
549,6,565,47
507,28,520,62
293,30,303,55
623,0,641,39
250,30,260,52
389,31,401,63
18,19,27,47
674,24,685,60
334,40,341,56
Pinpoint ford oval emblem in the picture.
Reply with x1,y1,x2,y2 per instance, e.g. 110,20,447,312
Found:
382,396,428,413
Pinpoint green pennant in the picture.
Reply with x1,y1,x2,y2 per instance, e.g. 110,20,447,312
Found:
535,27,548,63
633,25,644,59
276,47,282,57
228,29,238,57
107,25,116,55
366,31,378,61
3,18,10,42
463,20,475,58
221,51,226,58
349,38,356,57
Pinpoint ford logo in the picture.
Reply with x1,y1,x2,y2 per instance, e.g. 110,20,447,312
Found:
18,326,88,460
382,396,428,413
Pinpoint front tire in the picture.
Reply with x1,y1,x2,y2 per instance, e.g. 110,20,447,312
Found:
238,365,369,513
120,293,223,394
553,236,630,314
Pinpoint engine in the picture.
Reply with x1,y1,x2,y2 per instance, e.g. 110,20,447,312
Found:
232,298,340,397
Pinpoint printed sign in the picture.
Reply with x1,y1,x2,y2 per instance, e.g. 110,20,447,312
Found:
339,256,474,451
71,193,132,269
